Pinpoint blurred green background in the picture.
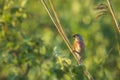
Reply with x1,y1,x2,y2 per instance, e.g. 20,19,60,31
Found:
0,0,120,80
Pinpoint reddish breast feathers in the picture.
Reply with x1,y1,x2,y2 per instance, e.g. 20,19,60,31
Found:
74,41,81,53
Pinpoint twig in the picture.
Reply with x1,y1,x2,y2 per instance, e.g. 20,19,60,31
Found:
48,0,72,54
84,69,94,80
106,0,120,55
41,0,79,64
106,0,120,33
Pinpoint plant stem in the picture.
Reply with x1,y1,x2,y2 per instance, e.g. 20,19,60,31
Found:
41,0,80,64
106,0,120,55
106,0,120,33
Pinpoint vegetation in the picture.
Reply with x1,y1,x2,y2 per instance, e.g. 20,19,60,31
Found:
0,0,120,80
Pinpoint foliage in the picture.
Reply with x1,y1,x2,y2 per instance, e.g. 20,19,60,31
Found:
0,0,120,80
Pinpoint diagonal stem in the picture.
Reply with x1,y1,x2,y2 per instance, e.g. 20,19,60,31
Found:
41,0,80,64
106,0,120,55
106,0,120,33
48,0,72,52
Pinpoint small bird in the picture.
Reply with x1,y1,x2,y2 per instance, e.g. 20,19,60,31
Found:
73,34,85,64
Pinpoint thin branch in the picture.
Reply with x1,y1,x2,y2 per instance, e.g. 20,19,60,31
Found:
106,0,120,55
84,69,94,80
106,0,120,33
48,0,72,54
41,0,80,64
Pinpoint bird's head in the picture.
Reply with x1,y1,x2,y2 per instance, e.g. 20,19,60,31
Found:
73,34,83,41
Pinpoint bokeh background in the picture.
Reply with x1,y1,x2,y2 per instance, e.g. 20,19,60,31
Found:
0,0,120,80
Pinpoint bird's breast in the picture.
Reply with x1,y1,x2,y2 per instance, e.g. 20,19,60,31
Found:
74,41,81,53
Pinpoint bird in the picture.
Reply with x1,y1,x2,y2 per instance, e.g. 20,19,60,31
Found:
73,34,85,64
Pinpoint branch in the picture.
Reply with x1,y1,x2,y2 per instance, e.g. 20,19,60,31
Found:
106,0,120,33
84,69,94,80
106,0,120,55
41,0,80,64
